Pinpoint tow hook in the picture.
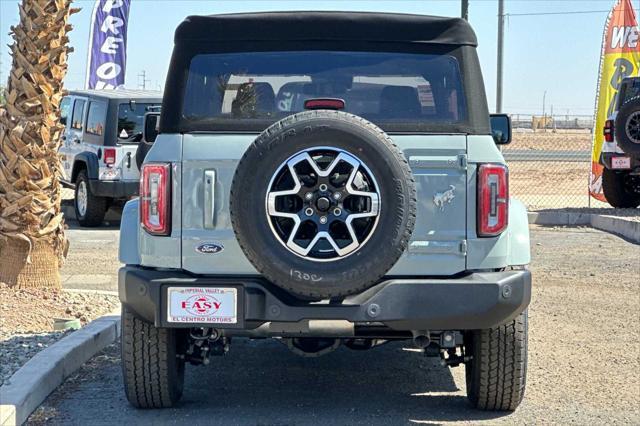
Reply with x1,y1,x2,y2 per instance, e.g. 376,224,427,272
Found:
181,328,229,365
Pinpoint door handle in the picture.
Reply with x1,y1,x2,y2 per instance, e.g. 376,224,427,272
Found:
204,170,216,229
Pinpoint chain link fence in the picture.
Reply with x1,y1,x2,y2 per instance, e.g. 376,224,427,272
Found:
501,114,613,210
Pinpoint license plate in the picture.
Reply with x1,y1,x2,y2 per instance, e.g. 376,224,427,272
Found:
167,287,237,324
611,156,631,169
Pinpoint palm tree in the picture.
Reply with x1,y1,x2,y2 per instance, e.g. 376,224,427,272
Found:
0,0,79,288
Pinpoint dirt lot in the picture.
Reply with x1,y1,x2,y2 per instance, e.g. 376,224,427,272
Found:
504,131,620,209
29,226,640,425
509,129,592,151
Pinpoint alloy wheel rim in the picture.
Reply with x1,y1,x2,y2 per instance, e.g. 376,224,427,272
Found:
265,147,381,262
626,111,640,144
77,180,88,217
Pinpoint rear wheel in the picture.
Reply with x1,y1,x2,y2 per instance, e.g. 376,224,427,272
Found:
602,168,640,208
74,170,107,226
465,310,528,411
121,305,185,408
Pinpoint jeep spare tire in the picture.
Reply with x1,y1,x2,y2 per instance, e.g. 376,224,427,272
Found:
230,110,417,299
615,97,640,155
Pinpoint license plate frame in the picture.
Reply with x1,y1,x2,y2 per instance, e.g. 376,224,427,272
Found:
166,286,241,326
611,156,631,169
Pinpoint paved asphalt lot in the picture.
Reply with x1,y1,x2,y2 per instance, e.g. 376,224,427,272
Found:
61,220,120,292
30,225,639,425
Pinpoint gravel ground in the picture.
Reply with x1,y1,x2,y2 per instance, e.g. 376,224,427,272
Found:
27,226,640,425
0,285,119,385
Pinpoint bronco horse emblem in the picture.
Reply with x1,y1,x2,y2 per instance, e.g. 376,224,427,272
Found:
433,185,456,210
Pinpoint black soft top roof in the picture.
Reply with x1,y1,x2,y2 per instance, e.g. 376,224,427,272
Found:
175,11,478,47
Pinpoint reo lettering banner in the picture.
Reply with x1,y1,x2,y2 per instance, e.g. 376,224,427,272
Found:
589,0,639,201
85,0,131,90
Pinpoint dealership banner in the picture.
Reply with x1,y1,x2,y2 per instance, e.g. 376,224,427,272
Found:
85,0,131,90
589,0,639,201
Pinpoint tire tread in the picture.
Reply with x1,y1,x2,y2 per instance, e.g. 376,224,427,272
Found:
466,310,528,411
121,306,184,408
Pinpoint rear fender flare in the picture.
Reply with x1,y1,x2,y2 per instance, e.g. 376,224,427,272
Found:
506,198,531,266
71,151,100,182
119,198,141,265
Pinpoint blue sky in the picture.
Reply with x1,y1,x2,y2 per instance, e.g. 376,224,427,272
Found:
0,0,622,115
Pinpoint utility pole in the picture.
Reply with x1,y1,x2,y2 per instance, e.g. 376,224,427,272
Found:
496,0,505,113
138,70,150,90
542,90,547,132
461,0,469,20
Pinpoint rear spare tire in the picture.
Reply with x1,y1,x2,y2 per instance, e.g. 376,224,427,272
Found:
230,110,416,299
615,97,640,155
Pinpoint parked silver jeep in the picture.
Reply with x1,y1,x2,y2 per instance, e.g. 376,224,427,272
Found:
58,89,161,226
118,12,532,411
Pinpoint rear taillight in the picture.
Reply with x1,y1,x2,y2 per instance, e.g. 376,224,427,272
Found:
103,148,116,165
140,163,171,235
603,119,614,142
477,164,508,237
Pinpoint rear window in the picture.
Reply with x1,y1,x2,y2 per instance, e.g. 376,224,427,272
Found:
117,103,161,142
182,51,466,131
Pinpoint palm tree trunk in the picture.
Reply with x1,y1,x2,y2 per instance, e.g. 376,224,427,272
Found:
0,0,79,288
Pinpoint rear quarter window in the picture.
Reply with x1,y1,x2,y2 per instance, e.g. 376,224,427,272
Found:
71,99,85,130
86,101,107,136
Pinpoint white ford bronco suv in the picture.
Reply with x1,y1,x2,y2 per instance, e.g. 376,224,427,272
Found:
118,12,532,411
58,89,161,226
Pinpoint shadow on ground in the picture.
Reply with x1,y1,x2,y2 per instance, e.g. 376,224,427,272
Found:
33,340,511,425
0,332,71,386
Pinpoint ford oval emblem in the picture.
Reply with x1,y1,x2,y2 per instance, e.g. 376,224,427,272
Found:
196,243,224,255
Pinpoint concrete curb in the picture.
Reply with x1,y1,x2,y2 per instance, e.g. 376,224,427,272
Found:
528,212,640,243
0,312,121,426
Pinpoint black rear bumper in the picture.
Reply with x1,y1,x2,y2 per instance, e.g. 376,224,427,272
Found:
119,266,531,332
600,152,640,170
89,179,138,198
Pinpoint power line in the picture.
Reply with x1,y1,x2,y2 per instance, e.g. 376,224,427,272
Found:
506,10,609,17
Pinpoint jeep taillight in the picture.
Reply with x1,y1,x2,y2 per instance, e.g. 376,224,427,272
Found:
104,148,116,165
140,163,171,235
477,164,508,237
603,119,614,142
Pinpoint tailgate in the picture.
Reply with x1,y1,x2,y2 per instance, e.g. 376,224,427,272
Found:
180,134,467,276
